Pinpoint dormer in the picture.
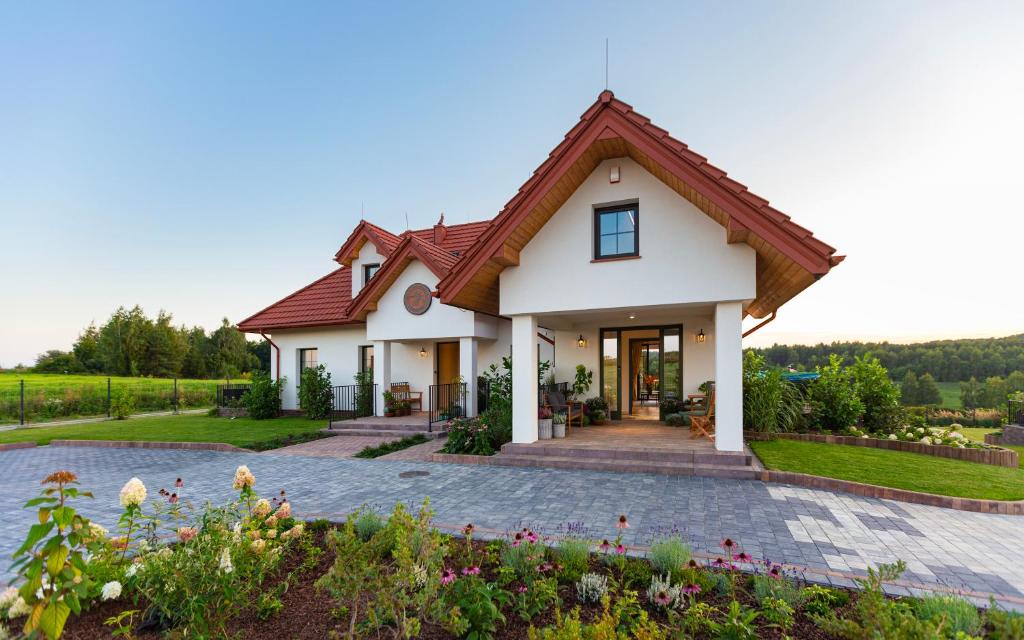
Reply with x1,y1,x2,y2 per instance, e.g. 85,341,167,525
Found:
334,220,402,297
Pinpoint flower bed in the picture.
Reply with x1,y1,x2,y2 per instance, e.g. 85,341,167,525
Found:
4,476,1023,639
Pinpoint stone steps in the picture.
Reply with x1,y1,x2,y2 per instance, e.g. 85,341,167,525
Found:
329,421,434,433
499,443,751,466
320,427,446,439
488,453,758,479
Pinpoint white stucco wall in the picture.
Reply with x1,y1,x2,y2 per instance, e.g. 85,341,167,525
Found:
499,157,757,316
351,242,385,298
367,260,480,341
268,325,371,410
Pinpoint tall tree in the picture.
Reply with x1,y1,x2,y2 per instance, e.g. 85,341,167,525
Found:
917,373,943,405
960,377,983,410
899,371,920,406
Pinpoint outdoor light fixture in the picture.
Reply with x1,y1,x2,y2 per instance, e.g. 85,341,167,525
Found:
577,334,587,348
419,347,428,358
696,329,706,344
609,165,620,183
628,313,636,320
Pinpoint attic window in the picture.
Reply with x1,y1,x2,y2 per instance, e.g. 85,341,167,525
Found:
594,204,639,260
450,251,460,257
363,263,380,285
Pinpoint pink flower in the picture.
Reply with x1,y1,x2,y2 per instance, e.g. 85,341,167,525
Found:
615,544,626,555
461,565,481,576
175,477,184,488
441,568,456,585
169,493,179,504
616,515,630,529
525,530,538,544
720,538,736,550
599,539,611,552
733,552,752,563
177,527,198,543
768,565,782,579
517,585,528,593
683,583,701,596
653,590,672,606
712,557,728,568
537,563,553,573
462,523,475,536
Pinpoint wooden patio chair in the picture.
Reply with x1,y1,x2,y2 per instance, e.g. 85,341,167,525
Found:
390,383,423,411
544,390,583,432
689,387,716,440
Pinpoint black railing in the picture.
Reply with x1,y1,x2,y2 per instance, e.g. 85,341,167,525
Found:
216,383,251,407
329,384,376,422
429,382,467,426
1010,399,1024,427
477,377,491,414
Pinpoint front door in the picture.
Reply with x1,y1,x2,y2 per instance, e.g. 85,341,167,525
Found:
600,325,683,422
436,341,460,385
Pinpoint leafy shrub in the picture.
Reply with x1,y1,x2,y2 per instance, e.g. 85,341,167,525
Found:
664,412,690,427
660,398,684,415
751,574,802,608
987,606,1024,639
801,584,848,617
354,510,385,541
760,596,795,631
584,396,608,414
808,354,864,430
555,538,590,584
648,537,691,580
849,353,901,431
441,418,496,456
571,365,593,399
242,371,284,419
708,600,760,640
913,594,982,637
298,364,332,420
110,388,135,420
620,557,654,591
673,601,718,637
575,573,608,604
443,575,510,639
743,351,802,433
353,369,374,417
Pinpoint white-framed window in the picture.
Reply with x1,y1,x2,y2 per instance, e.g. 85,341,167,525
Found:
298,348,318,373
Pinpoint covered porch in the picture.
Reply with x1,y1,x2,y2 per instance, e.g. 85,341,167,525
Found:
511,300,745,452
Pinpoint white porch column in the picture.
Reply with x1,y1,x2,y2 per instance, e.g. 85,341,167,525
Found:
714,301,744,452
460,337,478,418
511,314,538,443
373,340,391,417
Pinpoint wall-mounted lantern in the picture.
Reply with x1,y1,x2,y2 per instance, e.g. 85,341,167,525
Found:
419,347,428,358
695,329,706,344
577,334,587,348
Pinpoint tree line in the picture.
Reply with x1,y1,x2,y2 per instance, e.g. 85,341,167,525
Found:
753,333,1024,382
31,306,269,379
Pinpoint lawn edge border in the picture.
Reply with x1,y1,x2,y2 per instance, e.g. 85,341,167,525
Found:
761,469,1024,515
746,432,1018,468
48,440,249,453
0,442,37,452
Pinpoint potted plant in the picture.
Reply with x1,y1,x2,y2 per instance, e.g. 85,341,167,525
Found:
590,409,607,425
585,397,609,424
383,391,396,418
552,412,567,438
571,365,593,400
538,407,553,439
400,400,411,416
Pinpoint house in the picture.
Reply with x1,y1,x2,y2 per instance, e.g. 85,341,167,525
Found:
237,91,842,452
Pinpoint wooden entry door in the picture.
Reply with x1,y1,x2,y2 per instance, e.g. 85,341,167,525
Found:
436,342,460,385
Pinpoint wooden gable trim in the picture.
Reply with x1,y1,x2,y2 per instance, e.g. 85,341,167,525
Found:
345,237,451,322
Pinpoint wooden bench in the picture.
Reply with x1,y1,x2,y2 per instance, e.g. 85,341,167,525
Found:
390,383,423,411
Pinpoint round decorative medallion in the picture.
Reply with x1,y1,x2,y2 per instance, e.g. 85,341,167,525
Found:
403,283,432,315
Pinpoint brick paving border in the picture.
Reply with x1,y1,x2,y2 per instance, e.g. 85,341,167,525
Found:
0,442,36,452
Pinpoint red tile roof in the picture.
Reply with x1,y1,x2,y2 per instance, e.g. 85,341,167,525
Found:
239,219,490,331
237,268,354,331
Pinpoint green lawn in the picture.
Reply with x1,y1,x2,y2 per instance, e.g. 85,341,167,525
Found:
749,438,1024,501
934,381,962,408
0,413,328,451
0,372,246,390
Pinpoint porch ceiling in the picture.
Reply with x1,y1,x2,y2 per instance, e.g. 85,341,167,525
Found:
535,301,718,331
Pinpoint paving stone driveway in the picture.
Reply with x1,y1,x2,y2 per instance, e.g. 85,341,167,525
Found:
2,445,1023,609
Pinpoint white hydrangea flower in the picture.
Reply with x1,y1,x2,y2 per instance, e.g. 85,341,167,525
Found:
7,597,31,618
124,562,140,578
232,465,255,490
219,548,234,574
920,436,932,445
119,478,147,508
101,581,122,601
252,499,271,518
88,522,108,539
888,434,898,440
0,587,17,610
916,427,925,434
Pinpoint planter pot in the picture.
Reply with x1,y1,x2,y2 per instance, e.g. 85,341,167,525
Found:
553,422,566,438
539,419,553,440
385,411,396,418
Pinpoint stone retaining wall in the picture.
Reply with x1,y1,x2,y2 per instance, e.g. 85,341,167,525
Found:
747,432,1018,468
988,425,1024,446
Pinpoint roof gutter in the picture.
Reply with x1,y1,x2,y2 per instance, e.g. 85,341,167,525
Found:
259,331,281,382
742,311,777,339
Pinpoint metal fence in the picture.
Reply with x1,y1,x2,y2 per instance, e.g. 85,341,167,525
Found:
0,377,225,426
329,384,376,423
477,377,491,414
1010,399,1024,427
429,382,467,426
216,383,252,407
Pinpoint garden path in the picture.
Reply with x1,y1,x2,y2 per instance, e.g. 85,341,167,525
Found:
1,445,1021,610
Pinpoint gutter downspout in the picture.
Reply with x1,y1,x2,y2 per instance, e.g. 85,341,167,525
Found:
742,311,777,339
260,331,281,381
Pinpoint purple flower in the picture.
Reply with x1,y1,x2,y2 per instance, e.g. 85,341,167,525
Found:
616,515,630,529
461,565,481,576
733,552,752,563
441,568,456,585
599,539,611,552
615,544,626,555
517,585,528,593
712,556,728,568
683,583,701,595
653,590,672,606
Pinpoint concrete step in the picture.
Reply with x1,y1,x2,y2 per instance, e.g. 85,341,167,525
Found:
321,428,446,439
330,422,434,433
489,454,758,479
499,443,751,467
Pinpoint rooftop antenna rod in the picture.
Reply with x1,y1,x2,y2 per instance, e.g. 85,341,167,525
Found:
405,212,409,230
360,201,364,218
605,38,609,90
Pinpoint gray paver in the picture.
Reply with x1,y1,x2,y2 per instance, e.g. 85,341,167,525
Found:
1,446,1023,608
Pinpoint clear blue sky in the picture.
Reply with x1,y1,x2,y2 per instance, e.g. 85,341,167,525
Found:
2,1,1023,366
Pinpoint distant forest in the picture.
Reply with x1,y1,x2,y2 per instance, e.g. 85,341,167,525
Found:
26,306,269,379
752,333,1024,382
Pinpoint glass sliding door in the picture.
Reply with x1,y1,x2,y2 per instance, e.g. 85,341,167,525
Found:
600,329,621,420
659,327,682,419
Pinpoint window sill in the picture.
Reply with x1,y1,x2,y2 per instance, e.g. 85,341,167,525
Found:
591,255,641,263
